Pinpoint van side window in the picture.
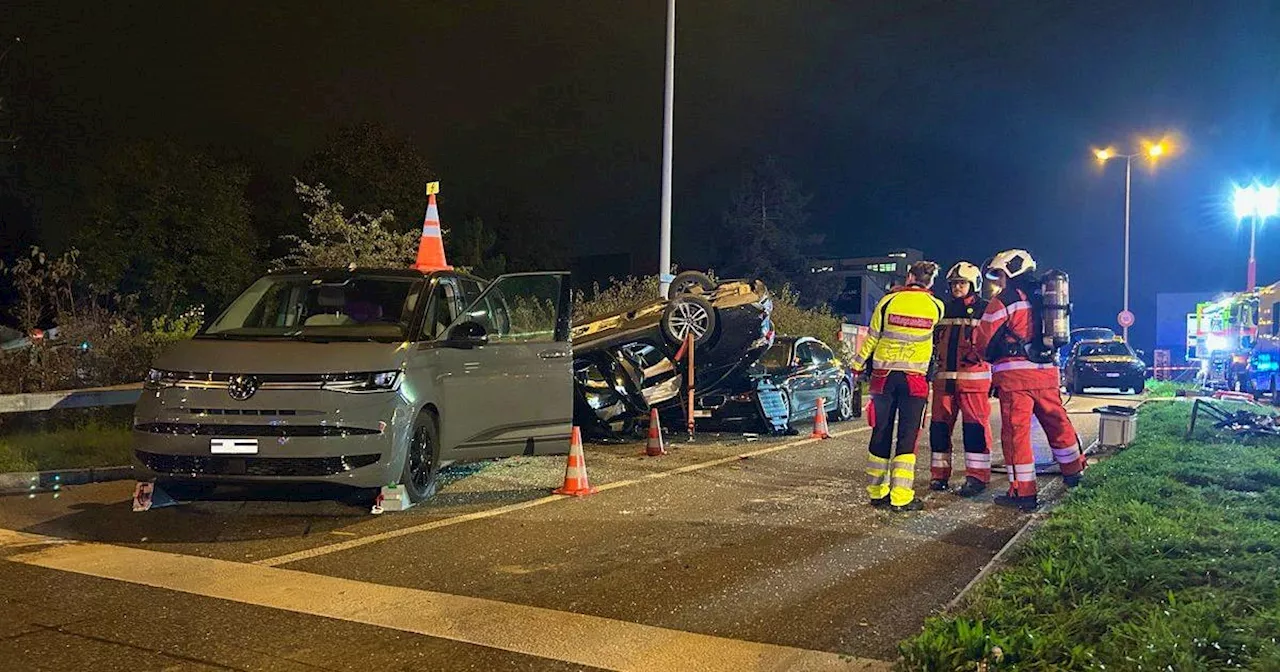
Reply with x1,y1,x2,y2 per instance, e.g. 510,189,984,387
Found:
423,278,460,340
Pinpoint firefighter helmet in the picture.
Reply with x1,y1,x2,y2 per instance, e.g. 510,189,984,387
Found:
946,261,982,288
985,249,1037,280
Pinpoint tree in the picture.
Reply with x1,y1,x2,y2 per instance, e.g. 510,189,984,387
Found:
275,180,417,269
448,215,507,278
299,121,513,276
300,122,435,229
73,140,260,318
717,158,838,306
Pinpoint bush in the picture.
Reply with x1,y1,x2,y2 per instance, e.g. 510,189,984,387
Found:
0,247,202,395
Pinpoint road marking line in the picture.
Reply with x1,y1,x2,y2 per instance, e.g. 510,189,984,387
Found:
1,529,888,672
253,427,869,567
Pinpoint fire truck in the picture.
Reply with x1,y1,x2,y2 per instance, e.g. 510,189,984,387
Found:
1190,282,1280,392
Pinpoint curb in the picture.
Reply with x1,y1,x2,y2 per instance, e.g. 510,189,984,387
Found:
0,465,135,495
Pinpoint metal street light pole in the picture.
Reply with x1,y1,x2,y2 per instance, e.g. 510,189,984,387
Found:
1094,141,1168,342
1122,154,1132,343
658,0,676,298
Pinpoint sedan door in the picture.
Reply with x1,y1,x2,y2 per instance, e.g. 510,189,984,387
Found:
421,273,573,459
808,341,845,413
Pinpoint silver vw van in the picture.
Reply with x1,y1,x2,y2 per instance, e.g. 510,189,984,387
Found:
133,267,573,501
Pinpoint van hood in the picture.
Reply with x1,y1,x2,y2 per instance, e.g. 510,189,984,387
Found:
154,339,410,375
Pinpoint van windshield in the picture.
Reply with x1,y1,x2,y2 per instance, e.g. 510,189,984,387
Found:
201,274,423,342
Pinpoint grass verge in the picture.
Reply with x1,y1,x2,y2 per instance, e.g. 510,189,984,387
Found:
1144,379,1199,398
899,401,1280,670
0,422,133,473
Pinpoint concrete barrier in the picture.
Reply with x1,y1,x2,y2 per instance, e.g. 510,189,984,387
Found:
0,383,142,414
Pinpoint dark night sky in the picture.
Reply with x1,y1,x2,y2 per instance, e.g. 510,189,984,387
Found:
6,0,1280,351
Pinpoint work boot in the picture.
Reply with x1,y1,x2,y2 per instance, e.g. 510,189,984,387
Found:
870,495,891,508
1063,473,1083,488
956,477,987,497
993,494,1039,512
892,500,925,513
929,479,949,491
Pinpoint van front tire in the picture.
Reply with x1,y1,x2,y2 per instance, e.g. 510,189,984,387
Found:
401,411,442,502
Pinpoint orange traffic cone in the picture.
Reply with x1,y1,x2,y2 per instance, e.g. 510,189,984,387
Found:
646,408,667,456
811,397,831,439
553,427,597,496
413,182,452,272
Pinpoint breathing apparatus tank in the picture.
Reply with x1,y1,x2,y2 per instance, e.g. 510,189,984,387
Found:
1039,270,1071,349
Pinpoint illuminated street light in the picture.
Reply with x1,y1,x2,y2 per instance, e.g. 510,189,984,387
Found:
1093,139,1174,341
1234,182,1280,291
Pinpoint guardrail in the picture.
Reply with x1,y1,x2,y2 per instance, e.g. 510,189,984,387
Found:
0,383,143,414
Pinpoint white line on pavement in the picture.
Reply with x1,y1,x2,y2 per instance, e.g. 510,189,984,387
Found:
0,528,888,672
252,427,870,567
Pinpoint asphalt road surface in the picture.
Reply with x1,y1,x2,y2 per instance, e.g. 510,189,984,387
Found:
0,391,1141,671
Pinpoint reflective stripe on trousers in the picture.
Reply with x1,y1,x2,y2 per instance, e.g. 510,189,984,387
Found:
867,454,891,500
890,453,917,507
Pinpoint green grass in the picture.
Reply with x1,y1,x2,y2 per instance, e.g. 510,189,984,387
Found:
0,422,134,472
1144,379,1199,398
899,401,1280,670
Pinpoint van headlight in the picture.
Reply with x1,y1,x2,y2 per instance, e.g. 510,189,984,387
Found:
370,371,401,389
144,369,180,390
326,371,402,393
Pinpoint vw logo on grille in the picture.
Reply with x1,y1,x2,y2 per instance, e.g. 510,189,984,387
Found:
227,374,260,401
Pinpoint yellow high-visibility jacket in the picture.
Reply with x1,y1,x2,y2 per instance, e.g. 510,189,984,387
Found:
853,285,945,375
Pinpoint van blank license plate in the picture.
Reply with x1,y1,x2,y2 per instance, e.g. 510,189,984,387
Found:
211,438,258,454
1105,373,1121,378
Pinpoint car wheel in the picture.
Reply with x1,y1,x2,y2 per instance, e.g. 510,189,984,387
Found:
834,380,854,421
661,295,717,346
401,411,442,503
669,270,716,296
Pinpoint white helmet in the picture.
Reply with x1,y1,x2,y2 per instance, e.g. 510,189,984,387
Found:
985,249,1037,280
946,261,981,288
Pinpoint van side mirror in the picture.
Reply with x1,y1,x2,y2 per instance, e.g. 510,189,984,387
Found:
445,321,488,349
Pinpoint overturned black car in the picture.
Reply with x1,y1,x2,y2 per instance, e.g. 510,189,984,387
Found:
570,271,857,439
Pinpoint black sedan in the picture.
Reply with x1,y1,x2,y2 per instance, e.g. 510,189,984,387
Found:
1063,339,1146,394
669,335,859,433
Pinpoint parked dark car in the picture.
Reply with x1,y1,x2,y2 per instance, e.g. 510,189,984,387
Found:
1061,326,1118,363
571,271,776,438
1063,338,1146,394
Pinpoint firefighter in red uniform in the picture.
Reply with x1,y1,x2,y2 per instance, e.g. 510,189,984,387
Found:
928,262,993,496
974,249,1085,511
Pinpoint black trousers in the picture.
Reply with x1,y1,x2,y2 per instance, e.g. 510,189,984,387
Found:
869,371,929,459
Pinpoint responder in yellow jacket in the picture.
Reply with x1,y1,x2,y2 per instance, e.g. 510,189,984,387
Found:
851,261,946,511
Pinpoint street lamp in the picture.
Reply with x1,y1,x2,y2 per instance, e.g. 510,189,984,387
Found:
1093,139,1171,342
658,0,676,298
1233,182,1280,291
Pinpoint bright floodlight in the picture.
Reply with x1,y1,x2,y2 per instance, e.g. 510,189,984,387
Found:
1261,185,1280,219
1235,183,1280,220
1095,148,1113,161
1148,143,1165,158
